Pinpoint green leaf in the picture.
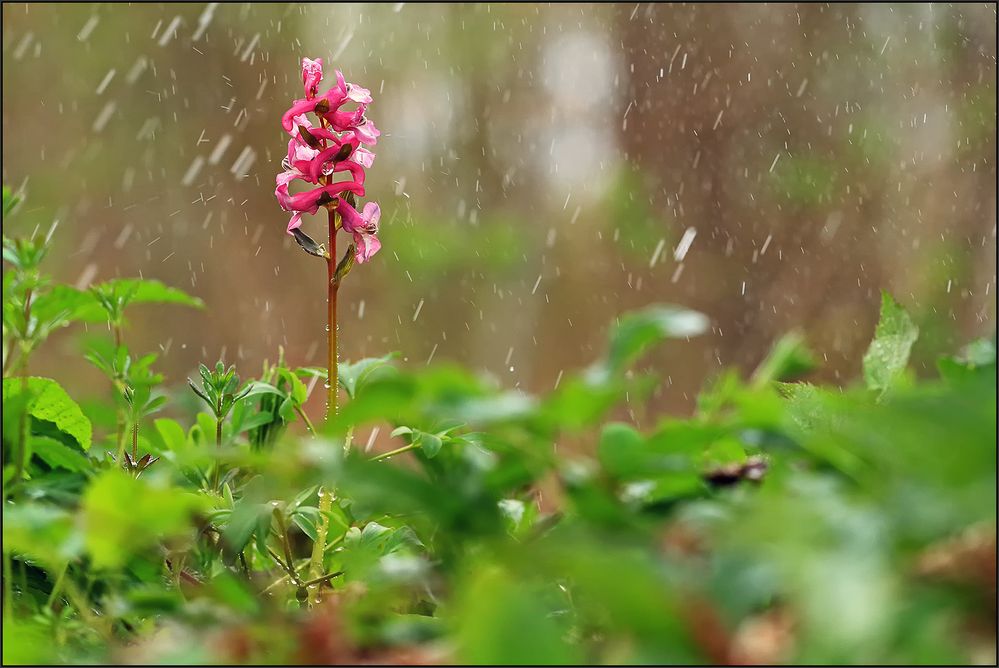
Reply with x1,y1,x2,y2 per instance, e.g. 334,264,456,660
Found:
751,330,816,387
606,305,708,372
3,377,92,451
2,502,82,566
82,470,207,569
154,418,187,451
2,185,20,218
417,431,443,458
30,436,90,472
28,285,95,327
597,422,647,478
113,278,204,309
455,567,581,664
338,353,399,399
862,292,919,394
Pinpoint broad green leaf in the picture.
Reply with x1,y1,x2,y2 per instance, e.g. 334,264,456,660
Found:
3,377,92,451
110,278,204,309
30,435,90,472
154,418,187,451
338,353,399,399
862,292,918,394
597,422,647,478
28,285,95,327
606,304,708,372
416,431,443,458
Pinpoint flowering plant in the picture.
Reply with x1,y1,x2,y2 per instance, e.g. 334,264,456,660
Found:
276,57,381,265
274,58,384,596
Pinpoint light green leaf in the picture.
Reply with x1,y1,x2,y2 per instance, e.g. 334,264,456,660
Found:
31,436,90,472
3,377,92,451
417,431,443,458
606,305,708,373
862,292,918,394
338,353,399,399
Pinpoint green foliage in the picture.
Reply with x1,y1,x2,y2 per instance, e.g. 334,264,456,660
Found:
2,185,20,218
81,470,208,569
2,189,995,664
3,377,92,451
604,304,709,374
863,291,919,395
84,278,203,326
771,155,840,206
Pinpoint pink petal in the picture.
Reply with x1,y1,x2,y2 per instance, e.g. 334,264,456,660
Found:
301,57,324,99
281,98,320,134
353,119,380,146
346,84,372,104
361,202,381,229
286,211,304,234
353,231,381,263
350,147,375,168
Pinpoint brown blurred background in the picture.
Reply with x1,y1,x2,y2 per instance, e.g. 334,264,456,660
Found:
2,3,996,421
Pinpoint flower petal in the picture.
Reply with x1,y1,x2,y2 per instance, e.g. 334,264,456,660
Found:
353,230,381,263
302,57,324,99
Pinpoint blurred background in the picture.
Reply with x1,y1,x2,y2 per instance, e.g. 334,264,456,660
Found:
2,3,996,419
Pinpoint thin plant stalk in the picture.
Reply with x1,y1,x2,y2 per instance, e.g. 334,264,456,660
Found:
11,288,33,486
131,420,139,462
307,204,339,594
212,415,223,491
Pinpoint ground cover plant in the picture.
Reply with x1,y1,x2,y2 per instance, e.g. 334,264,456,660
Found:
2,56,996,666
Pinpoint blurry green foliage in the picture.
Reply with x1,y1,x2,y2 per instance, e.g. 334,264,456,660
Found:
771,155,839,207
2,185,996,664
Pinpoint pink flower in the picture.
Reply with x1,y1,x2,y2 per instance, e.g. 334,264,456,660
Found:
277,57,382,260
287,211,304,233
336,200,381,263
352,119,380,146
276,172,364,216
346,83,372,104
302,57,324,99
351,146,375,168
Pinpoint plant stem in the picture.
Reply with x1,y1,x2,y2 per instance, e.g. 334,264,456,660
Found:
300,570,344,588
131,420,139,462
370,442,420,462
2,345,15,377
11,289,34,486
3,550,13,619
294,405,317,434
212,416,223,491
326,207,339,422
46,561,69,610
13,378,28,486
308,206,340,599
274,510,298,582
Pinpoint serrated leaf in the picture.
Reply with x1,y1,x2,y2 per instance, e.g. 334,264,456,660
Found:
862,292,918,395
30,436,90,472
3,377,92,451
